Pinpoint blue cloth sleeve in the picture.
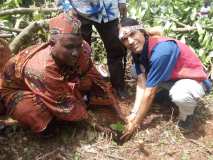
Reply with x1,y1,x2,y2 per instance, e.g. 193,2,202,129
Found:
57,0,73,12
146,41,180,87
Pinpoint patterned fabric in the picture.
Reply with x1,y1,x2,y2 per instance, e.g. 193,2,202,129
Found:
119,24,144,40
57,0,126,23
49,13,81,35
0,41,118,132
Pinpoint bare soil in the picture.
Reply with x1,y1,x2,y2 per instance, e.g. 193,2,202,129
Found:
0,83,212,160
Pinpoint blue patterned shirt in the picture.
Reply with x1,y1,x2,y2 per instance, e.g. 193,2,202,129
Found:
57,0,126,23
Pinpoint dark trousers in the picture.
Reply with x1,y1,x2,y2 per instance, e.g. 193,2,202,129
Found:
77,15,126,89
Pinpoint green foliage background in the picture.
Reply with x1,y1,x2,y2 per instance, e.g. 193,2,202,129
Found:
128,0,213,68
0,0,213,68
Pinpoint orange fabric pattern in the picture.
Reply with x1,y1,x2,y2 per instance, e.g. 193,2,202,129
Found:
0,41,119,132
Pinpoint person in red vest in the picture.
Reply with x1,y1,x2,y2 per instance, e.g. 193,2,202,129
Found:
119,18,212,140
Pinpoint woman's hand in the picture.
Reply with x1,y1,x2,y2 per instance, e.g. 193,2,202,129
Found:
120,118,139,142
126,112,136,123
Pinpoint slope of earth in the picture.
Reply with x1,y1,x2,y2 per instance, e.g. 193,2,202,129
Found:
0,86,212,160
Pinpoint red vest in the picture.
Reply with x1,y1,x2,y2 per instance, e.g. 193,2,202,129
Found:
148,37,207,82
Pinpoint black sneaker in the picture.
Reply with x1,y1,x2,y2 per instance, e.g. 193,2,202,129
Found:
178,115,194,131
116,87,129,100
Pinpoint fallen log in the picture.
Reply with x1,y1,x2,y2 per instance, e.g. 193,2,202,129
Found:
9,20,48,53
0,7,58,17
0,34,14,38
0,26,22,33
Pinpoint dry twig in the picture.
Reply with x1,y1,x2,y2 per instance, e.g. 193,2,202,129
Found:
189,139,213,155
85,150,127,160
35,148,61,160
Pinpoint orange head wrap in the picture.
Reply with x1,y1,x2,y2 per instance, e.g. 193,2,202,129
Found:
49,13,81,36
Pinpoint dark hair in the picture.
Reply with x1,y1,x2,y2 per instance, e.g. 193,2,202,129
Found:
120,17,139,27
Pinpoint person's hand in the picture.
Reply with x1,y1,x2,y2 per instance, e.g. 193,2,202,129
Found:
118,3,127,19
120,119,139,142
126,112,136,123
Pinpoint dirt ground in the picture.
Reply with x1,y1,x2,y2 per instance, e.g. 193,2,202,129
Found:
0,83,212,160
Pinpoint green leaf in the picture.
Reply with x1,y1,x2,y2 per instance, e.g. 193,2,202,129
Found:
195,22,204,35
198,31,205,43
201,32,210,46
110,122,124,133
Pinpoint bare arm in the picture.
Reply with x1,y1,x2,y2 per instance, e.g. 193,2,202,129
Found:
134,86,158,124
121,79,158,141
126,74,146,122
131,74,146,114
